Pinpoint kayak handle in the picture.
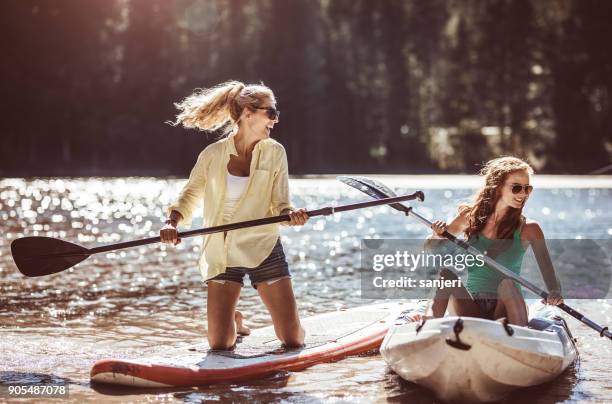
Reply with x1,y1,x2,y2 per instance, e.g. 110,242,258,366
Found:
445,318,471,351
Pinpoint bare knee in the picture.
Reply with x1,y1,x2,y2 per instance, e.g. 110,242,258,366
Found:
496,279,527,326
208,339,235,351
497,279,525,308
207,318,238,350
208,333,236,351
277,322,305,347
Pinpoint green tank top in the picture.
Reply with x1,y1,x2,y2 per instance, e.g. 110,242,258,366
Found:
466,227,526,295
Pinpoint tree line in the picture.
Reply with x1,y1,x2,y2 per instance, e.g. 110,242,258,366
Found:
1,0,610,176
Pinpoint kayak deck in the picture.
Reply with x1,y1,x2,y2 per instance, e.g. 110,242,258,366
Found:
381,302,578,403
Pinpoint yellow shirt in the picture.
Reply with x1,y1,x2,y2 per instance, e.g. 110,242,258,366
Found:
167,133,294,280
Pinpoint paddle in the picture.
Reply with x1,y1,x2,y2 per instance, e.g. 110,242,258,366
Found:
11,192,424,278
339,175,612,340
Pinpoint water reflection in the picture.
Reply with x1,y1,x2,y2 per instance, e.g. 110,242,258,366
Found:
0,177,611,402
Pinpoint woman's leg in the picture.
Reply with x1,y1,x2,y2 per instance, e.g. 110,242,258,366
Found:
256,278,305,347
206,281,243,350
493,279,528,326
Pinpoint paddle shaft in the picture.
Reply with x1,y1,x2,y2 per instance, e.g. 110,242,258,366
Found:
83,193,421,255
405,206,612,339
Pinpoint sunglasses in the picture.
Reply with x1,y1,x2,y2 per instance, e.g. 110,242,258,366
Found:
510,183,533,194
255,106,280,120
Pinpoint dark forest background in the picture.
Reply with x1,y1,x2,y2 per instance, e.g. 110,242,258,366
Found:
1,0,611,176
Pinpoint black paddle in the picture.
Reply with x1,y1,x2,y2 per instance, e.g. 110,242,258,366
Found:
11,192,424,278
339,175,612,340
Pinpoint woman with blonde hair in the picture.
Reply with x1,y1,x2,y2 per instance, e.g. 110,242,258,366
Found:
418,156,563,325
160,81,308,350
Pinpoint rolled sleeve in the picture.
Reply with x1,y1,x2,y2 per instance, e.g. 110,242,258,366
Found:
167,148,209,227
270,145,295,218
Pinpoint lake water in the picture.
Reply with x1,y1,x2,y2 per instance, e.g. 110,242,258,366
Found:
1,175,611,402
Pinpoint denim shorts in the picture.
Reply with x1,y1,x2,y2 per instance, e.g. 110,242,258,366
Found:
208,239,291,289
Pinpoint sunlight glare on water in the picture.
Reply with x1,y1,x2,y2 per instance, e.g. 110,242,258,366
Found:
0,176,611,402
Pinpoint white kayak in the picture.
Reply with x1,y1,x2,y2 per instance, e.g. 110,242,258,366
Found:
380,302,578,403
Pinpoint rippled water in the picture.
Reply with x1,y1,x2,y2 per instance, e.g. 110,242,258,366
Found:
1,176,611,402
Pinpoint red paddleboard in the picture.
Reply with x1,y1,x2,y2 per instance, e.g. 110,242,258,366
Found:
90,302,409,387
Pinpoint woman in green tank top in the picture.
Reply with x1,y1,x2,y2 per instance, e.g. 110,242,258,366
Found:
418,157,563,326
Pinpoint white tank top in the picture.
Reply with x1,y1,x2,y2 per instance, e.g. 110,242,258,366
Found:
223,173,250,223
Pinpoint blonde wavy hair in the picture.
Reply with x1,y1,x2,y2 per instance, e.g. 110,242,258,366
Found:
460,156,534,243
169,80,275,135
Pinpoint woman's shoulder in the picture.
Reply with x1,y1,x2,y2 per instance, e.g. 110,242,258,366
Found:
200,138,225,155
260,137,286,153
520,217,545,240
454,207,470,226
189,141,223,167
258,138,287,165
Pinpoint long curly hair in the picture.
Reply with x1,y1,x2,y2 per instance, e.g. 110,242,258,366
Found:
169,80,275,135
460,157,534,242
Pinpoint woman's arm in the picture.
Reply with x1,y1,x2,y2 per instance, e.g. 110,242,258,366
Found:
270,144,293,216
424,210,468,250
160,148,209,245
523,221,563,305
166,148,210,227
160,210,184,245
270,144,309,226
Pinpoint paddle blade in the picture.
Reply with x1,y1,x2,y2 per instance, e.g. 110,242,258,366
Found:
337,176,423,212
10,236,90,277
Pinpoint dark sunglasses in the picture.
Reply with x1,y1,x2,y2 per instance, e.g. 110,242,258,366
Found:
510,183,533,194
255,106,280,120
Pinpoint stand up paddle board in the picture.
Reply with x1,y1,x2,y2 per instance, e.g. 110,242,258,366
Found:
90,302,408,387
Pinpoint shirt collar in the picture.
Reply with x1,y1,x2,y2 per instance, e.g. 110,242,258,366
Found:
227,132,238,156
227,132,267,156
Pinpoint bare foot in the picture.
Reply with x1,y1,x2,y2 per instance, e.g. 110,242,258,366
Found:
235,310,251,336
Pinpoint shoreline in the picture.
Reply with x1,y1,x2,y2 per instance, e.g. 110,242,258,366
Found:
1,174,611,189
